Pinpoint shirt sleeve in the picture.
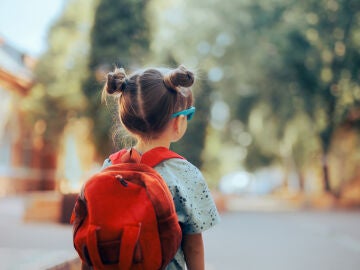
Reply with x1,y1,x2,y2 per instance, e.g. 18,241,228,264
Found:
156,159,220,235
102,158,112,169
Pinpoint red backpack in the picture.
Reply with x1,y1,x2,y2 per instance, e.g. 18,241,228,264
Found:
71,147,183,270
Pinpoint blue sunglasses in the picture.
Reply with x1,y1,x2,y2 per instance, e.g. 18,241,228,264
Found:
171,106,196,120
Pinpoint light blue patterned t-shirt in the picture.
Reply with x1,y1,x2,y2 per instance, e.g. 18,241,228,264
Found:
102,157,220,270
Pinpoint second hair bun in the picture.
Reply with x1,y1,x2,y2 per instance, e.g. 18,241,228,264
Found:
163,65,194,91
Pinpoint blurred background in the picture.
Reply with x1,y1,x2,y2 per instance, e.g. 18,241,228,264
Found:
0,0,360,269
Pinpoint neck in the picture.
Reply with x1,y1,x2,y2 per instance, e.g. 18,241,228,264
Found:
135,138,170,154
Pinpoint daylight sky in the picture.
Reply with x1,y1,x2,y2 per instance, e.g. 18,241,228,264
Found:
0,0,64,57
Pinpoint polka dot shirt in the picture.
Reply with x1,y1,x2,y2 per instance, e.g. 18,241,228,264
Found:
102,157,220,269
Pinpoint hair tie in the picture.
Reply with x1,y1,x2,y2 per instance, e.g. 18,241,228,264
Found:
163,77,177,92
120,78,128,91
107,74,117,94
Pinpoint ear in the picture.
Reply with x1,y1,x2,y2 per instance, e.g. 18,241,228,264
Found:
172,116,183,134
170,116,187,143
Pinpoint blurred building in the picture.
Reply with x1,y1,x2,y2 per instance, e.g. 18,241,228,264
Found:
0,37,39,195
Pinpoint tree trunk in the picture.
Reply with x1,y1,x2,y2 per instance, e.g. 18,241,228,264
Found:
298,170,305,192
322,153,331,192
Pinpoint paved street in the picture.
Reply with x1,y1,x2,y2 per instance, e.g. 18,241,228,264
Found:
204,211,360,270
1,196,360,270
0,196,77,270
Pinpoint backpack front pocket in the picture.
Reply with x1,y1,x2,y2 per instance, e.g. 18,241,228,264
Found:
86,224,142,268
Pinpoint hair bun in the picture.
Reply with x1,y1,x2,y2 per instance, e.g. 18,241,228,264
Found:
163,65,195,91
106,68,128,94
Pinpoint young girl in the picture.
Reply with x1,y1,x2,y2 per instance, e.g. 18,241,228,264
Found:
102,65,220,270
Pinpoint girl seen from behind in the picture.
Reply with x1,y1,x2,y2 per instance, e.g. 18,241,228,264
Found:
102,65,220,270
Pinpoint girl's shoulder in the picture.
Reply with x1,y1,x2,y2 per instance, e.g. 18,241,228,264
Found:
154,158,206,188
163,158,201,175
157,158,221,234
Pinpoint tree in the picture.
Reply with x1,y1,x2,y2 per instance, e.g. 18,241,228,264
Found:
280,0,360,192
82,0,150,161
226,0,360,193
149,0,360,193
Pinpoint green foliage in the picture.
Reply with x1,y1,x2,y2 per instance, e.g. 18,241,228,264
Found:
280,0,360,152
148,0,360,191
237,0,360,192
26,0,360,192
82,0,150,160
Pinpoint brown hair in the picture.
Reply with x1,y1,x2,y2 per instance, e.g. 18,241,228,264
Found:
102,65,194,139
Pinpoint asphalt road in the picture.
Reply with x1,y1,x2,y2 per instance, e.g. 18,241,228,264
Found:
204,211,360,270
1,196,360,270
0,196,77,270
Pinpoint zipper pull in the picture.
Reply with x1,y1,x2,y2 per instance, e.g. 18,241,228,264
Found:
115,175,128,187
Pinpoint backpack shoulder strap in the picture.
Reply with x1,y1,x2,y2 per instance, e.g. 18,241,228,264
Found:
141,147,185,167
109,149,128,164
109,147,185,167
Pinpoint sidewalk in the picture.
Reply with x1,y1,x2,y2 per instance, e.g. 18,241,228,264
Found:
0,196,80,270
